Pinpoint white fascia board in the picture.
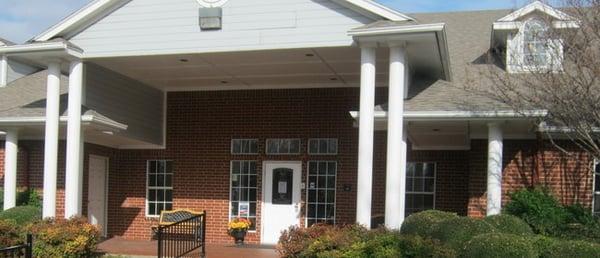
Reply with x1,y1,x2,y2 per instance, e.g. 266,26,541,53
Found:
33,0,121,42
336,0,413,21
0,115,127,131
497,1,575,22
0,41,83,62
349,110,548,121
493,21,579,30
348,23,445,37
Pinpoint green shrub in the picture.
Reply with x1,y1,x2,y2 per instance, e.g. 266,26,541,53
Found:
504,187,568,235
461,233,538,258
554,222,600,244
0,219,22,248
484,214,534,236
0,188,43,211
430,217,496,250
26,217,101,258
401,210,459,238
539,239,600,258
277,224,457,258
564,204,598,226
531,235,561,253
0,206,41,225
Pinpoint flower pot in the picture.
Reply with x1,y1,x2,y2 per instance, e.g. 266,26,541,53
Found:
230,230,247,245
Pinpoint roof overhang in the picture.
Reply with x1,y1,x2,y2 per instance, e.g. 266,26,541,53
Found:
348,23,451,81
0,114,127,132
33,0,413,42
348,110,548,122
0,40,83,67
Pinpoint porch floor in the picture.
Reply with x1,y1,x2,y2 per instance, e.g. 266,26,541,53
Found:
97,237,279,258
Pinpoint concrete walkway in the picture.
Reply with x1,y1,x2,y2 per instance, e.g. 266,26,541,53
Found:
97,237,279,258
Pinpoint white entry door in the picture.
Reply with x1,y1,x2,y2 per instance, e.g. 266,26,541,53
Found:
88,155,108,236
261,161,302,245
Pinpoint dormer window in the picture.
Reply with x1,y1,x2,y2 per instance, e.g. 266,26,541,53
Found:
522,19,550,67
491,1,578,73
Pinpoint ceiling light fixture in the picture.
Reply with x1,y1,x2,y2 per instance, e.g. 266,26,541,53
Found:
179,59,189,62
305,53,314,57
221,80,229,84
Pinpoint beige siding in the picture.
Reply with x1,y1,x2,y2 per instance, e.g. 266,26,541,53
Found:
85,63,164,145
70,0,372,57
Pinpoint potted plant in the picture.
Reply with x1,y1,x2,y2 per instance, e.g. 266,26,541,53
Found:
228,218,252,245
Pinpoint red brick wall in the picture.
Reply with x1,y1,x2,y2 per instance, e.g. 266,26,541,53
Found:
2,88,594,244
467,140,593,217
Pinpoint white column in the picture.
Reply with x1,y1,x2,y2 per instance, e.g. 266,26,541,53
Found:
356,46,376,228
43,62,61,219
65,60,84,218
487,123,503,216
3,129,18,210
385,46,407,229
0,55,7,87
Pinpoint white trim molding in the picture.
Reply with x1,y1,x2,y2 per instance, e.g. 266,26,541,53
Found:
349,110,548,121
497,1,575,22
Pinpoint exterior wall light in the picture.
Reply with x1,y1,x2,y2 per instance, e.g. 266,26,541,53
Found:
199,7,223,30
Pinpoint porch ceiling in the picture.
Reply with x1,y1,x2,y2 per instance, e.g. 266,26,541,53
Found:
89,45,441,91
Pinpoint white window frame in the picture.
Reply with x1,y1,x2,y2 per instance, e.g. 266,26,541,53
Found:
405,162,437,216
593,160,600,216
231,139,259,155
305,161,337,226
507,18,564,73
229,160,258,232
145,160,174,218
265,138,301,155
308,138,339,155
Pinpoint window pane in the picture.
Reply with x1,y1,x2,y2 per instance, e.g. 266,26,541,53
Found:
149,190,157,202
328,162,336,175
250,202,257,216
595,174,600,193
272,168,293,205
309,140,319,154
424,179,435,192
329,139,338,154
149,203,156,215
165,174,172,187
232,162,241,174
149,175,157,187
594,194,600,213
149,161,157,174
318,163,327,175
290,140,300,153
231,202,239,215
165,161,172,174
249,175,257,188
319,140,328,153
309,162,318,175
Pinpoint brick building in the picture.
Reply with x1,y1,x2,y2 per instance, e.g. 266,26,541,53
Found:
0,0,598,245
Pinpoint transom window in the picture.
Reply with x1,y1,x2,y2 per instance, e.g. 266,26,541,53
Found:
146,160,173,217
231,139,258,155
266,139,301,155
306,161,337,226
308,139,338,155
523,19,550,67
230,161,258,230
405,162,436,216
594,162,600,216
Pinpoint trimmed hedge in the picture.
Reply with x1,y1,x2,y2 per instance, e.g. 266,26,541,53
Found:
400,210,458,238
461,233,538,258
484,214,534,236
0,206,41,225
430,217,496,250
539,239,600,258
0,219,22,248
277,224,457,258
26,217,101,258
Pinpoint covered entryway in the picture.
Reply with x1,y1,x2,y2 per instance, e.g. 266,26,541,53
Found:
261,161,302,245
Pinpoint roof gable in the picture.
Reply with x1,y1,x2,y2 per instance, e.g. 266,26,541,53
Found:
33,0,412,42
497,1,574,22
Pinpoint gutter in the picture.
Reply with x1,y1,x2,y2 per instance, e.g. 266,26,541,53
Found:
0,115,127,131
348,23,445,37
349,110,548,121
